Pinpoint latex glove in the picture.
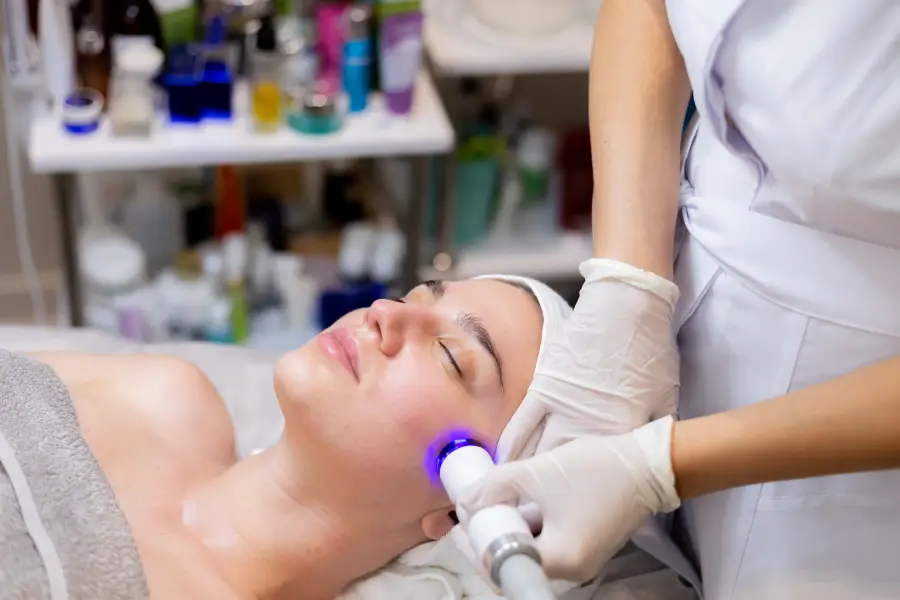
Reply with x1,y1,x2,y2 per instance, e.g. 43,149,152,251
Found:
460,417,681,584
500,258,680,461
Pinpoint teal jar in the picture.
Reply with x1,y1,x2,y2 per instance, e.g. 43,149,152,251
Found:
287,89,343,135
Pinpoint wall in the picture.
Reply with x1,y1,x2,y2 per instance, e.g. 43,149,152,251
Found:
0,80,64,324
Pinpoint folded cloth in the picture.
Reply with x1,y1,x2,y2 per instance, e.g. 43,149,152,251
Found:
0,350,148,600
340,532,686,600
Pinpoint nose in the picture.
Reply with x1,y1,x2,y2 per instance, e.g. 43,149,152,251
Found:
365,299,437,357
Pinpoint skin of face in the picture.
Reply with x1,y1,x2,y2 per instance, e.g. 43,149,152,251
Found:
273,278,543,543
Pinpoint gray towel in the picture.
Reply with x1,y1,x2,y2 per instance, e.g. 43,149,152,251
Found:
0,351,149,600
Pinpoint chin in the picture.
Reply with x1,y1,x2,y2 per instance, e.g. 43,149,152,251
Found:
273,345,315,404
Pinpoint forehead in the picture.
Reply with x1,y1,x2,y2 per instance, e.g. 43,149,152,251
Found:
415,278,543,401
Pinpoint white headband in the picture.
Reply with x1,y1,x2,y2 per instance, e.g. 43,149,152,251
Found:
475,274,572,463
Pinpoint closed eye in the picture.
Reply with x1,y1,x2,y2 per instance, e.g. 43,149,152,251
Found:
439,341,463,378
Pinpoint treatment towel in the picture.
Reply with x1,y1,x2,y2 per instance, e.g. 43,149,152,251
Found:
0,350,148,600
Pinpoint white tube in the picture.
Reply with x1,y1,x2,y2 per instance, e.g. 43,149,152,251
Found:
39,0,75,111
498,554,557,600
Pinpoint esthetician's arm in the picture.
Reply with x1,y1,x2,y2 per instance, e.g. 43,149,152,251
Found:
460,354,900,582
673,354,900,499
589,0,692,279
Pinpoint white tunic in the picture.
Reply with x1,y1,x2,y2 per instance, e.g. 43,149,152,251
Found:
635,1,900,599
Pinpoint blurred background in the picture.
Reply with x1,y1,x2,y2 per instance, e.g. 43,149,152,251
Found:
0,0,604,352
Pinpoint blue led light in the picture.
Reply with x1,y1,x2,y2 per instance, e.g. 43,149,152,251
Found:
436,438,481,473
424,428,485,487
424,428,503,489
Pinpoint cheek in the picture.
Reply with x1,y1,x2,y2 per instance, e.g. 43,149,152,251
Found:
372,364,458,440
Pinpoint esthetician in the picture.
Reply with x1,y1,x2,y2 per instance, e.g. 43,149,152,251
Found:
460,1,900,598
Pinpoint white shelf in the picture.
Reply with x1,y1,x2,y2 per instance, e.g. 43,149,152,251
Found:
420,232,591,281
28,72,454,174
425,0,594,76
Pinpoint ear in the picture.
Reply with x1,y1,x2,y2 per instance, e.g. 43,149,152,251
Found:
420,507,457,541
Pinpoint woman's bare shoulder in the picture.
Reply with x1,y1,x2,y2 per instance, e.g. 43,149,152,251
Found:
30,352,237,464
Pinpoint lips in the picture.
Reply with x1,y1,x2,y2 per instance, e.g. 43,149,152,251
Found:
317,328,360,381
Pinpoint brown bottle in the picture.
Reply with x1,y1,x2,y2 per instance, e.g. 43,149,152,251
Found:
72,0,112,101
107,0,166,60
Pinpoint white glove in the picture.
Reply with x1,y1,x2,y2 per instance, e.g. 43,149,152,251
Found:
500,258,680,461
460,417,681,583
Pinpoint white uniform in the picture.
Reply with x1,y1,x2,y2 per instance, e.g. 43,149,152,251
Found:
634,1,900,599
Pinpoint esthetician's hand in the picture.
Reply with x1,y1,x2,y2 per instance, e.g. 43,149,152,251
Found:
500,258,681,460
460,417,681,583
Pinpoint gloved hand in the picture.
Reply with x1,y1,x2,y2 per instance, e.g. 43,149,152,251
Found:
499,258,680,461
460,416,681,583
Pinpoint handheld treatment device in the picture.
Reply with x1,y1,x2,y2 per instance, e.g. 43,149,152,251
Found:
436,438,557,600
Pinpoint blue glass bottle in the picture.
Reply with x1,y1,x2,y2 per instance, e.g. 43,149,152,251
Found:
165,44,203,124
199,14,234,120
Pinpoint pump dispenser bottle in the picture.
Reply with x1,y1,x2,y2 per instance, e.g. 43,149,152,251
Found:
251,11,282,132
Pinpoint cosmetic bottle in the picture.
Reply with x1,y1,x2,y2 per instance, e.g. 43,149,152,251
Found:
72,0,112,102
315,2,347,93
285,269,319,330
378,3,424,116
109,0,166,57
115,288,149,341
109,44,164,137
342,5,372,113
156,0,198,48
273,253,318,331
205,297,235,344
215,165,246,237
271,251,296,317
223,233,250,343
201,248,226,294
280,6,319,101
287,89,343,135
165,44,203,124
62,89,104,135
199,14,234,120
247,222,275,309
39,0,76,111
251,11,283,132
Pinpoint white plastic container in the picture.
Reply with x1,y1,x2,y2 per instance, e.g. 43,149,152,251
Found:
110,44,164,137
122,171,184,276
80,230,148,334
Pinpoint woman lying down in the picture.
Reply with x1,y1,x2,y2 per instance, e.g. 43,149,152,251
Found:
0,275,571,600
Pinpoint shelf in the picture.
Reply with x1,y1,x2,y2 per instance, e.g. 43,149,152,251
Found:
425,0,594,76
420,232,591,281
28,72,455,174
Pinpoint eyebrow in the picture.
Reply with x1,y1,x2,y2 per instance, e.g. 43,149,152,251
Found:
421,280,504,387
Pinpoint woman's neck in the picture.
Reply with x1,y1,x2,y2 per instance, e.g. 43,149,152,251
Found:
181,442,416,600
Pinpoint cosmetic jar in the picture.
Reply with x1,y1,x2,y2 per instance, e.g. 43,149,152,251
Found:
62,89,104,135
287,89,343,135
